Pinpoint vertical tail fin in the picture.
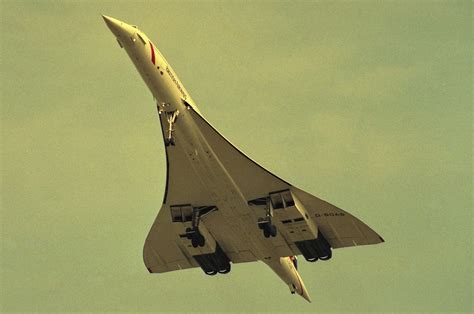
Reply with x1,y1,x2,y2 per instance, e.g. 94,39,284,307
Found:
264,257,312,302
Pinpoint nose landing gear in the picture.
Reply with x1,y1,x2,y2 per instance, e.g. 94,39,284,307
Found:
162,109,179,146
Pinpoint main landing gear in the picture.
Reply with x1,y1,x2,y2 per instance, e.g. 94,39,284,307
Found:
258,217,277,238
295,231,332,262
185,227,205,248
257,202,278,238
185,207,206,248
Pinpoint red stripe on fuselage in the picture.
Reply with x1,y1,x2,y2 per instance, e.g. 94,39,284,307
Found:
149,41,155,65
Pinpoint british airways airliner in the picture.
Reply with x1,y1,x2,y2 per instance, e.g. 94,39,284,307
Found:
103,15,384,302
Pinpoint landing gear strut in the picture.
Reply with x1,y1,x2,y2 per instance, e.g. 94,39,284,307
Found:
185,227,205,248
257,202,277,238
185,207,206,248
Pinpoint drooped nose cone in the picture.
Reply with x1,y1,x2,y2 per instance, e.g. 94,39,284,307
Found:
102,15,133,38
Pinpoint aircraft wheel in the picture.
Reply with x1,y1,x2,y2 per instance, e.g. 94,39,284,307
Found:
306,256,318,262
191,237,198,248
198,233,205,247
270,224,277,237
170,138,175,146
205,270,217,276
263,228,270,238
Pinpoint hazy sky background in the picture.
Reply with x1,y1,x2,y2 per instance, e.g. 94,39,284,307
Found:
1,1,472,312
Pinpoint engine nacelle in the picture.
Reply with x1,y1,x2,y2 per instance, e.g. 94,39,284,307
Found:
270,189,319,242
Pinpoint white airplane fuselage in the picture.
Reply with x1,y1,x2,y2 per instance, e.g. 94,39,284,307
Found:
103,16,311,301
108,19,196,113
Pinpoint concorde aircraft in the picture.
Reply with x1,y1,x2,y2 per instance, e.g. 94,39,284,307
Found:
103,15,384,302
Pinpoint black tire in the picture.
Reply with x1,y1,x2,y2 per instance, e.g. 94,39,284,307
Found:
270,225,277,237
191,236,198,248
198,233,205,247
263,228,270,238
205,270,217,276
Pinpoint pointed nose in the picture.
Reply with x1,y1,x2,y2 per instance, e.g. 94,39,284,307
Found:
301,287,312,303
102,15,131,38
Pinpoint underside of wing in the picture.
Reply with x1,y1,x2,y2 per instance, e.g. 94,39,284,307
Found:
144,107,274,273
188,107,291,201
292,187,384,249
143,201,261,274
187,107,383,250
144,104,383,274
143,206,198,273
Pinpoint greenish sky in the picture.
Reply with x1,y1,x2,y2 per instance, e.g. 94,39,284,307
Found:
1,1,472,312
